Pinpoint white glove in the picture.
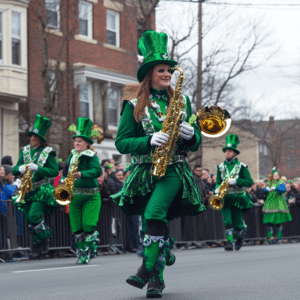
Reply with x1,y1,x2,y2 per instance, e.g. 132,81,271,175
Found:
270,186,276,191
28,163,39,172
215,188,220,195
266,187,271,192
12,179,22,189
179,122,194,140
228,178,237,186
18,165,26,174
150,131,169,147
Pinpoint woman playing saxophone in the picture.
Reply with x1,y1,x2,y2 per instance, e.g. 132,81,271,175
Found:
111,31,206,298
64,118,102,265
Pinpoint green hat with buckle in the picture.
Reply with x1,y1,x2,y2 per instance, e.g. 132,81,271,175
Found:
137,31,177,83
71,118,94,144
27,114,51,143
222,133,240,155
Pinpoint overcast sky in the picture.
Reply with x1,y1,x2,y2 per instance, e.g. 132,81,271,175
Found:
156,0,300,120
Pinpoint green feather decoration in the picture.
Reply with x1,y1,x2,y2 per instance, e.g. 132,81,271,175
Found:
68,124,77,133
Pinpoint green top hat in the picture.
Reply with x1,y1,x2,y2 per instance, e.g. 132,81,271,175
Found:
137,31,177,83
27,114,51,143
71,118,94,144
272,166,279,175
222,133,240,155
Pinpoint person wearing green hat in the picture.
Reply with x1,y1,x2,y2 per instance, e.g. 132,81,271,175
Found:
215,133,253,251
111,30,205,298
64,118,102,264
12,114,59,258
260,167,292,244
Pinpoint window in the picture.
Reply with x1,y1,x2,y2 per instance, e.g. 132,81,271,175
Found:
287,153,296,169
107,88,119,128
0,12,2,64
106,10,119,47
46,0,60,30
11,11,21,65
259,143,268,156
79,1,93,38
79,82,93,120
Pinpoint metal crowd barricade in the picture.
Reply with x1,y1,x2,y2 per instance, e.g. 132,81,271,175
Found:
2,200,300,262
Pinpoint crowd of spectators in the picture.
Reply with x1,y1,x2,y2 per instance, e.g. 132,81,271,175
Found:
247,178,300,207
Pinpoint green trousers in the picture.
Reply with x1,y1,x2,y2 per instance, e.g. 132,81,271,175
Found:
221,206,244,231
141,167,182,229
69,193,101,233
22,201,46,224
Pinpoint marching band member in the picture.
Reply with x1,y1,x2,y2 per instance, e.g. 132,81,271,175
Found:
111,31,206,298
12,114,59,258
260,167,292,244
215,134,253,251
65,118,102,264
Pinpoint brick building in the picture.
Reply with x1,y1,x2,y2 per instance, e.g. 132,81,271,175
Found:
21,0,154,164
0,0,30,164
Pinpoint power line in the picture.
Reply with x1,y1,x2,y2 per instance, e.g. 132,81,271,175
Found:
163,0,300,6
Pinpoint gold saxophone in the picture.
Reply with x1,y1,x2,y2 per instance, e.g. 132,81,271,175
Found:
15,165,33,204
151,66,185,179
209,172,238,210
53,158,79,206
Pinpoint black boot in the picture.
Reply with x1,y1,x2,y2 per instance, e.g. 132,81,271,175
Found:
224,243,233,251
147,272,164,298
235,238,243,251
126,259,150,289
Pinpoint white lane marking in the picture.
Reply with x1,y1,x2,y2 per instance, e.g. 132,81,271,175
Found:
12,264,99,273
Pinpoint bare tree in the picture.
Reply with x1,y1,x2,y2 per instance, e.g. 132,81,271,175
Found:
156,2,277,165
30,0,80,121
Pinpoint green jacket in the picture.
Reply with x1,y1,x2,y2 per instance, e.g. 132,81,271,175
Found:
216,158,253,211
115,94,201,155
12,145,58,182
66,149,102,189
111,91,206,220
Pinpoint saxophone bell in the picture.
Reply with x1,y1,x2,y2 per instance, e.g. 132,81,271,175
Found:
53,183,73,206
54,159,79,206
208,195,224,210
196,106,231,138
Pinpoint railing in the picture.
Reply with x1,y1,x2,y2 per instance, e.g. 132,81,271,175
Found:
1,200,300,261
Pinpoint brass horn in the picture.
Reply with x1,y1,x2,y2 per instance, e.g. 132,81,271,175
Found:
196,106,231,138
208,195,224,210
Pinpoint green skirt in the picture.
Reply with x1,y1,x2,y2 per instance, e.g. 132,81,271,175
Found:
262,191,292,225
111,163,206,221
14,183,59,214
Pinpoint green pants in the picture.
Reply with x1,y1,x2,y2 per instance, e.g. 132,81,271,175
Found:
22,201,46,224
221,206,244,231
142,166,182,229
69,193,101,233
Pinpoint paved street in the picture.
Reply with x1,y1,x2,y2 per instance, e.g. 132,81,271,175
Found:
1,243,300,300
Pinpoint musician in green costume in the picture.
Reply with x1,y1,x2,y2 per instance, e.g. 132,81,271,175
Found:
111,31,206,298
64,118,102,264
260,167,292,244
215,134,253,251
12,114,59,258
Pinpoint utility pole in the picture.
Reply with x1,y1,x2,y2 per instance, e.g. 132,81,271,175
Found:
196,0,203,166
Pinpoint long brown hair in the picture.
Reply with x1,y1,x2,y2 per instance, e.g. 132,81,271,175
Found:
122,67,174,122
